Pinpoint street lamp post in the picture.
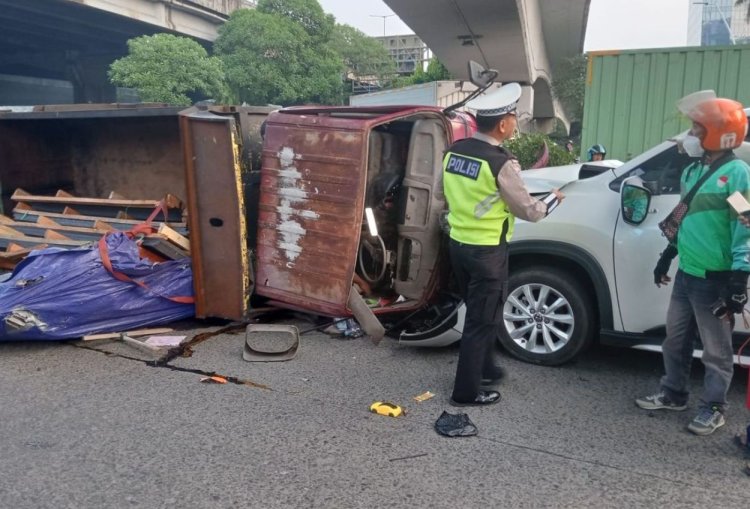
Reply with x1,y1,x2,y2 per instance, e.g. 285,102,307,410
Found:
370,13,395,38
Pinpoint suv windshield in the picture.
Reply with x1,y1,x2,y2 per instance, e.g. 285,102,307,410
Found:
609,144,695,195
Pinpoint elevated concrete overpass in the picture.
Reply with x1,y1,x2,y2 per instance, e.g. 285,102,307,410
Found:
384,0,590,132
0,0,253,104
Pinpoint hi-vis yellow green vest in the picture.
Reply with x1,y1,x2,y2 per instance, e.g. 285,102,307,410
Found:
443,138,514,245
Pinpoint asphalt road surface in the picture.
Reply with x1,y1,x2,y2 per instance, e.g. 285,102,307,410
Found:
1,318,749,508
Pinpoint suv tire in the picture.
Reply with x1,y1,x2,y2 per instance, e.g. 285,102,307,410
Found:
498,266,594,365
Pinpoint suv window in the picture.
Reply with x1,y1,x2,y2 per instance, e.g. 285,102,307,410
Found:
609,145,694,195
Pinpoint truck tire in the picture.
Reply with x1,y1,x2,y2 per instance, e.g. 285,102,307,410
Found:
498,266,594,365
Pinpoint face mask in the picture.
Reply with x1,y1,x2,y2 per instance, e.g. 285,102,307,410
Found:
682,135,705,158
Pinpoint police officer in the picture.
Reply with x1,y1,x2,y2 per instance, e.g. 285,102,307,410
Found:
443,83,564,406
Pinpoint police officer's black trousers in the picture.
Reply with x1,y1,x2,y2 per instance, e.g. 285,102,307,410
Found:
449,239,508,402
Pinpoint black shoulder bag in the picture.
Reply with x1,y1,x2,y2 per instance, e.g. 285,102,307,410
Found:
658,152,736,243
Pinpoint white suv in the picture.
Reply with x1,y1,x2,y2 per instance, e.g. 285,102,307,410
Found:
401,131,750,366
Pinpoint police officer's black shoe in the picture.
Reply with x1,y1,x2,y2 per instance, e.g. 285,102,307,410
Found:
449,390,502,407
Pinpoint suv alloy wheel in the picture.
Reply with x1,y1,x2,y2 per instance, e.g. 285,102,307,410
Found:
499,267,594,365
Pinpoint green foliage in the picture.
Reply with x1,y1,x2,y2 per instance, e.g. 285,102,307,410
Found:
332,23,396,82
257,0,334,43
395,57,452,87
108,34,227,106
551,55,587,122
505,132,577,169
215,8,343,105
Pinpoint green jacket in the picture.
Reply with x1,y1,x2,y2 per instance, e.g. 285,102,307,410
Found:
677,157,750,277
443,138,514,245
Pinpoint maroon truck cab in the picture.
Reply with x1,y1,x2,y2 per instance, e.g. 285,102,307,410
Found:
254,106,476,324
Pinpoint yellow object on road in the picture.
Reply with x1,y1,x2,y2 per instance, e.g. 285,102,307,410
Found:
369,401,404,417
414,391,435,402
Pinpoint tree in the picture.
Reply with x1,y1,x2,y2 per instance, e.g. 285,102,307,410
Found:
215,7,343,105
396,57,452,87
108,34,227,106
258,0,335,43
551,55,587,122
505,133,576,169
331,24,396,85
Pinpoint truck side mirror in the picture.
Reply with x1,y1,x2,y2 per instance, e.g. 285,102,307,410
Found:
621,183,651,225
468,61,498,88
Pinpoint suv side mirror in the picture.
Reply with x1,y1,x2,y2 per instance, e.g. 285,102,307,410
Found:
621,182,651,225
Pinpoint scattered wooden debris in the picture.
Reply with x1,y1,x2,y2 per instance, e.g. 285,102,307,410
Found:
81,327,175,342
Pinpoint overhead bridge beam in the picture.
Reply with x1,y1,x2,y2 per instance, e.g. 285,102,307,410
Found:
66,0,251,41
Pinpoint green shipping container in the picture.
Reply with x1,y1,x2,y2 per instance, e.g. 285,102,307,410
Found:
581,45,750,162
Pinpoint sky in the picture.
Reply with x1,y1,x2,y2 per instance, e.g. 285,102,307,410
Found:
317,0,690,52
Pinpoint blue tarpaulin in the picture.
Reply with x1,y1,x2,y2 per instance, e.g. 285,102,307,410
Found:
0,233,195,340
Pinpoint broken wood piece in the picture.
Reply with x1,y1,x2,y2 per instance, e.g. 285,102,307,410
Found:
157,223,190,252
108,191,126,200
0,244,48,270
55,190,74,198
141,235,190,260
119,334,167,355
62,206,80,215
0,215,13,224
81,327,175,342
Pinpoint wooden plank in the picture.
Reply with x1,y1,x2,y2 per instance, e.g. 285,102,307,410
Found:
12,188,183,210
55,190,75,198
81,327,175,342
157,224,190,252
11,208,188,235
0,234,86,249
36,216,61,227
0,224,23,237
6,242,29,253
0,220,107,241
62,206,80,215
44,230,72,241
94,220,116,232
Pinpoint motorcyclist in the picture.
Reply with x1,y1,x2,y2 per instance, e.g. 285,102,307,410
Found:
587,144,607,161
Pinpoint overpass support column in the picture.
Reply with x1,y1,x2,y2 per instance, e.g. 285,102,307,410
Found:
66,52,119,104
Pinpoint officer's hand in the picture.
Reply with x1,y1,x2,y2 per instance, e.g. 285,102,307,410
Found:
739,214,750,228
552,189,565,202
724,271,749,314
653,245,678,287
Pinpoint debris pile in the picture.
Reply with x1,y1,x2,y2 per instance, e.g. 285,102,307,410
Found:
0,189,195,340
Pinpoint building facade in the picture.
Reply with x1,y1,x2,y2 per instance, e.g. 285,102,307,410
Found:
376,34,430,75
688,0,750,46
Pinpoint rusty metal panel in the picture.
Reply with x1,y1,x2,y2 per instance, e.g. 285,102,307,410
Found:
255,115,367,316
180,110,251,320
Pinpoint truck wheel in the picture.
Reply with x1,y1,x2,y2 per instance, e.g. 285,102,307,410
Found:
498,267,594,365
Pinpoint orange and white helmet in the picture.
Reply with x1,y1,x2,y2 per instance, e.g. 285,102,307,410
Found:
677,90,748,151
